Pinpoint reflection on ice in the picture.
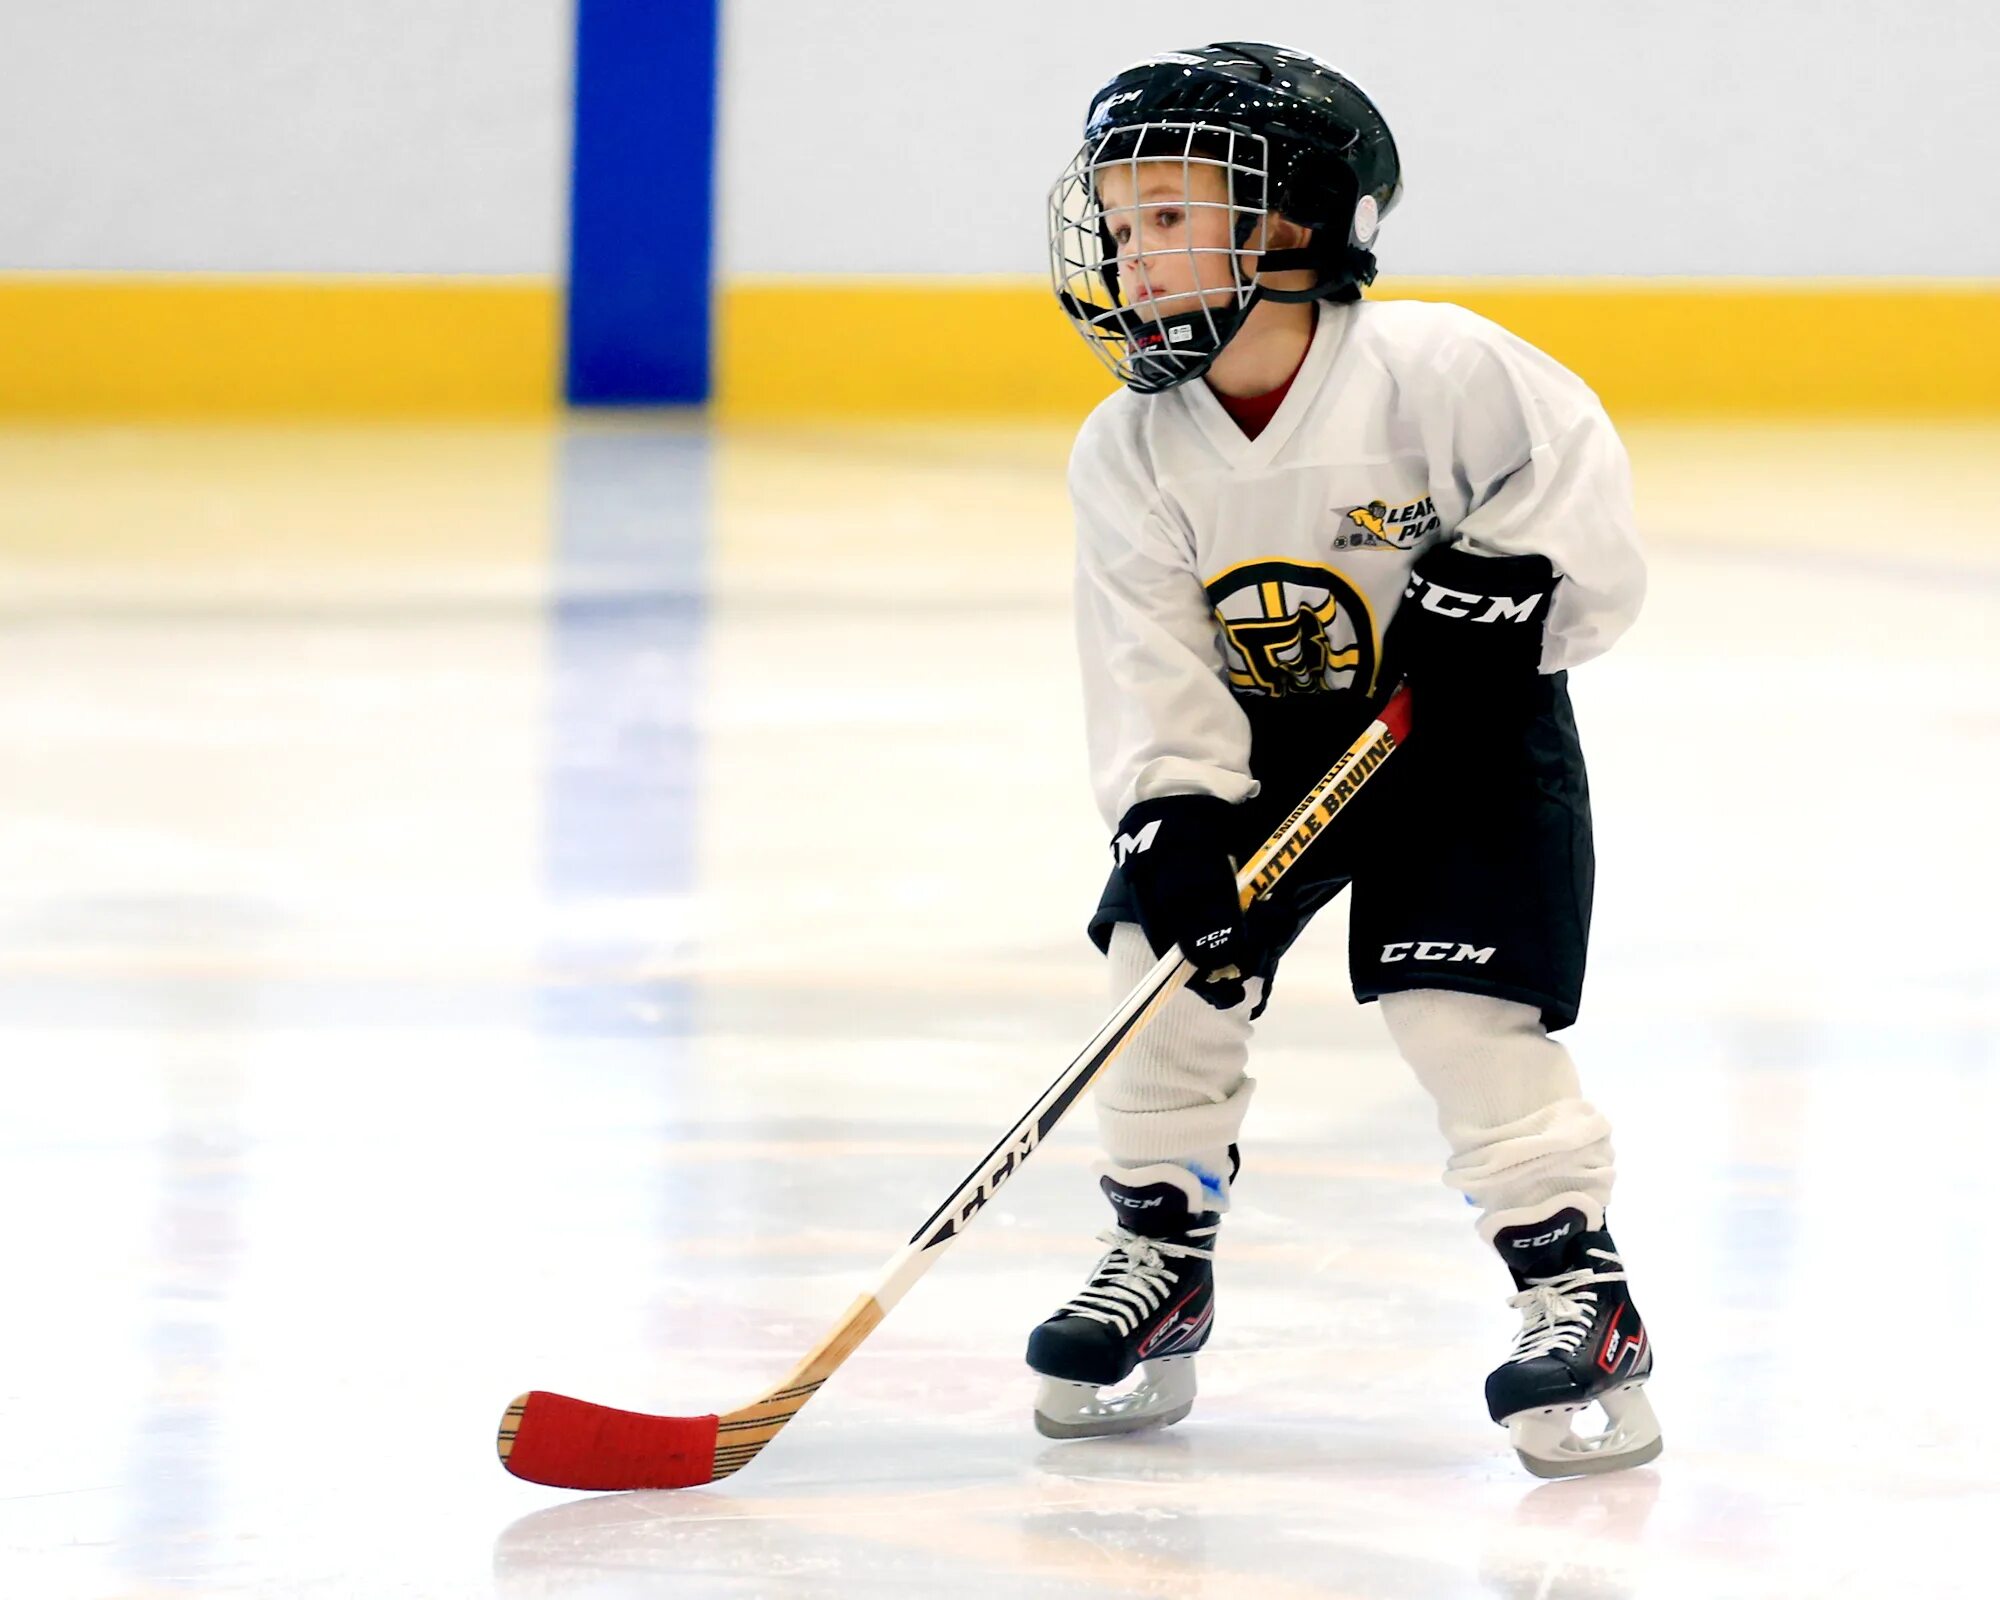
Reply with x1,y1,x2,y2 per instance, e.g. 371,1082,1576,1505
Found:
2,420,1997,1597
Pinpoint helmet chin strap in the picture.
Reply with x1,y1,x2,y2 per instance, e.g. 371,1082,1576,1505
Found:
1250,246,1318,277
1251,245,1377,303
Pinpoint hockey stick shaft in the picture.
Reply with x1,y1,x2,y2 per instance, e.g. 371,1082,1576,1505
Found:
498,685,1410,1490
887,681,1409,1292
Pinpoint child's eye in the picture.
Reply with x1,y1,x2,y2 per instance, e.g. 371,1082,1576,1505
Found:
1154,209,1182,229
1109,224,1131,245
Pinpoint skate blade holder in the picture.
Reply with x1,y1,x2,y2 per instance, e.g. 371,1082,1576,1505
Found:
1032,1355,1197,1440
1505,1382,1663,1478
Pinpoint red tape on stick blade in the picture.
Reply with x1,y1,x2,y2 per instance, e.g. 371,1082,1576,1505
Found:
500,1391,720,1490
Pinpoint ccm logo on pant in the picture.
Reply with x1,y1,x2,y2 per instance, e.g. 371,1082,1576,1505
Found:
1381,941,1495,964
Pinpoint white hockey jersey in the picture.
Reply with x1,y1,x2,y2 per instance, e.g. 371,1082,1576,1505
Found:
1072,297,1646,826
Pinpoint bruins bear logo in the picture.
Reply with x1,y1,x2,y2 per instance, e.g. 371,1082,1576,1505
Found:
1204,559,1379,699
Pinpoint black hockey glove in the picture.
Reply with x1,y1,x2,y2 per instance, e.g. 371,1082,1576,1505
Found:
1112,794,1254,1010
1392,542,1557,723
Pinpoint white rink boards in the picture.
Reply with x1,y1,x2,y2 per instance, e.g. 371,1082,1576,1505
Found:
1,418,1996,1598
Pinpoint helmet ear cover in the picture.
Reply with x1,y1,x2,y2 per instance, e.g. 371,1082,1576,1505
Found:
1252,131,1377,303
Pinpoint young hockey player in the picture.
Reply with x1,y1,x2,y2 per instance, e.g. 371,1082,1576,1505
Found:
1028,42,1660,1477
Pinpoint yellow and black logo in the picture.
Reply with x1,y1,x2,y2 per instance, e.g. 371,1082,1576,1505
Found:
1204,558,1379,699
1339,495,1440,551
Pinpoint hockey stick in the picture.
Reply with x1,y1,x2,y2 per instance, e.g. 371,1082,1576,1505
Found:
498,683,1412,1491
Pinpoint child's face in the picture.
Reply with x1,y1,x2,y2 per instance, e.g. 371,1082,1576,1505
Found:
1094,159,1256,322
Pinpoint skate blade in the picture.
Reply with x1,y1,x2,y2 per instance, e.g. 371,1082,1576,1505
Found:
1507,1383,1663,1479
1032,1357,1196,1440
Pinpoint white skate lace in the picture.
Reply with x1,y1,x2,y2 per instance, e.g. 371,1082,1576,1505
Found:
1058,1225,1217,1337
1506,1247,1625,1362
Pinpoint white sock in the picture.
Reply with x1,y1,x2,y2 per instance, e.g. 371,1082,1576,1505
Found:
1092,922,1255,1208
1379,987,1615,1230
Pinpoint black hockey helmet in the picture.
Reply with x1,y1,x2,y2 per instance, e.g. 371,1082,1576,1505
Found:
1049,42,1402,393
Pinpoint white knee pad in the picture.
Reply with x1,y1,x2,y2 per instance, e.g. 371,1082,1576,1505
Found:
1379,987,1615,1224
1092,923,1256,1205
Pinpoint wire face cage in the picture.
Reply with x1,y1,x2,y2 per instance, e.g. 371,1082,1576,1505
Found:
1048,121,1273,394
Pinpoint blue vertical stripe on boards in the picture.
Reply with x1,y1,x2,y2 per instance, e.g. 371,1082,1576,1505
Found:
566,0,721,404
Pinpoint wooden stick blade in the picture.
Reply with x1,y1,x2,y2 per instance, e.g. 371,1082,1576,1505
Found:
495,1294,866,1492
498,1391,722,1490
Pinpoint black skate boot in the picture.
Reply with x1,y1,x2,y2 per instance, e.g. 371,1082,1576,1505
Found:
1485,1201,1663,1478
1026,1162,1219,1439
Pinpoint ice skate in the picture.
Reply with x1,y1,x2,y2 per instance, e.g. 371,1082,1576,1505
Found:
1027,1162,1218,1439
1484,1200,1662,1478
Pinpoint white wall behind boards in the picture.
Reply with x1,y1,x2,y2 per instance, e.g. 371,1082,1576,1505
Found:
5,2,1992,279
720,0,2000,277
0,1,571,273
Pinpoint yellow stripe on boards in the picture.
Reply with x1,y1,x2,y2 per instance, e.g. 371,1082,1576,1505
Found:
6,273,1994,419
1417,279,2000,418
717,275,1100,420
717,275,2000,421
0,275,559,418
